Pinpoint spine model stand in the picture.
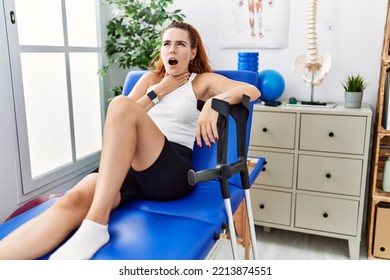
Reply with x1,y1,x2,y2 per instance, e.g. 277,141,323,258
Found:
292,0,332,102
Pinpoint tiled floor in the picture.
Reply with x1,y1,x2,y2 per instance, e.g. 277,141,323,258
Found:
210,226,368,260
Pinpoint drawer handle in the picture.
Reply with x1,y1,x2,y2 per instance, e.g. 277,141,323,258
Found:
323,213,329,218
261,160,268,172
326,173,332,179
328,132,334,137
262,127,268,132
259,204,265,209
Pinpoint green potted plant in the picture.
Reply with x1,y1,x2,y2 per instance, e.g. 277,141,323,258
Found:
99,0,186,96
341,74,368,108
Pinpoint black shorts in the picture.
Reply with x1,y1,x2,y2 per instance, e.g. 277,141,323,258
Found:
118,137,195,207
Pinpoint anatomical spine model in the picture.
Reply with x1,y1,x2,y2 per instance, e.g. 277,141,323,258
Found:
292,0,331,101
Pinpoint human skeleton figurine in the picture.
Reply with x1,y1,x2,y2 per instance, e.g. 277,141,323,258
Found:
292,0,331,96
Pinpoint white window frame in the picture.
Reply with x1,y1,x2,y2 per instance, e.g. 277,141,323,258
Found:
3,0,106,195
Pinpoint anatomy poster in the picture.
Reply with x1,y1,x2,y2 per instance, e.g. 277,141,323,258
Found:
219,0,291,48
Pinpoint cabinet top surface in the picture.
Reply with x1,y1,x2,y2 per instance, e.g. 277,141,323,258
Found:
254,101,372,116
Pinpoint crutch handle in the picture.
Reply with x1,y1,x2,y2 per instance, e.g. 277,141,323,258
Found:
188,164,233,186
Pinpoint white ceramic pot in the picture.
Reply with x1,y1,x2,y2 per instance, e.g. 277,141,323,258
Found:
344,91,363,108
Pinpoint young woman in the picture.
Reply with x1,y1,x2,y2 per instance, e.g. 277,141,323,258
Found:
0,21,260,260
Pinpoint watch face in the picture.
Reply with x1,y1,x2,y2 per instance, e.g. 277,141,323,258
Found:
148,90,157,99
147,90,159,104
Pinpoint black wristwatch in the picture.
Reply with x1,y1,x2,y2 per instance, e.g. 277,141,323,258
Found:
147,90,159,105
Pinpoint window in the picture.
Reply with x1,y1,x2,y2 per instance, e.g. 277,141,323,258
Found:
4,0,104,194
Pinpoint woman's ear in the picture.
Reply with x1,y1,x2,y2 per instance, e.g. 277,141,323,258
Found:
191,48,197,60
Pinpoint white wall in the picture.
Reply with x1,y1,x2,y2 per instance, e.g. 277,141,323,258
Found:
170,0,388,111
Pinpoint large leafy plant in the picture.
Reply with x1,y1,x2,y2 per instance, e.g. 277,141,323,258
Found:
100,0,186,95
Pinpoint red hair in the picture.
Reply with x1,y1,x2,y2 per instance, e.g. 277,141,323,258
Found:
151,21,213,78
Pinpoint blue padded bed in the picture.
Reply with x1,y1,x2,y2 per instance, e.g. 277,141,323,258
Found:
0,70,265,260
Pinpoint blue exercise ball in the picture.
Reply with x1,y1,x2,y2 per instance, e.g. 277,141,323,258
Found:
257,69,285,101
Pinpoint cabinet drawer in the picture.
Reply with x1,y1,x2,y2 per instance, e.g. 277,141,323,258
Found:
297,155,362,196
299,114,367,154
250,111,296,149
249,149,294,189
295,194,359,236
250,188,291,226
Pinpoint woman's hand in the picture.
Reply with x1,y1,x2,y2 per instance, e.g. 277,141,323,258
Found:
153,72,190,99
195,99,219,148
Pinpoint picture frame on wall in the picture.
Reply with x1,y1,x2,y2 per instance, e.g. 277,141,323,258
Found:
219,0,291,49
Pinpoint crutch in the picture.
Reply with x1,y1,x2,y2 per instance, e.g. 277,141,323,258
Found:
229,99,259,260
188,95,258,260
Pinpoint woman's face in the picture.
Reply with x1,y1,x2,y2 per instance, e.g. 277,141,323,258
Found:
161,27,197,76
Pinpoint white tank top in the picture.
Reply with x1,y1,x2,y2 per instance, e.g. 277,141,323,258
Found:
148,73,199,150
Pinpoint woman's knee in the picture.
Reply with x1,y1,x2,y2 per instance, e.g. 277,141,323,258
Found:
107,95,139,120
54,174,97,211
106,97,142,130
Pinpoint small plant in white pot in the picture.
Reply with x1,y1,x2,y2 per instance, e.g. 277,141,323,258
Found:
341,74,368,108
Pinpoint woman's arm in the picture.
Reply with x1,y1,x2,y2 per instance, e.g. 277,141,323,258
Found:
127,71,190,112
196,72,260,103
126,72,158,112
194,72,261,147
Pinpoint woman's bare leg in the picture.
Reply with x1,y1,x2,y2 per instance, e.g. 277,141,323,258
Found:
0,173,100,260
49,96,165,259
0,95,160,260
86,96,165,224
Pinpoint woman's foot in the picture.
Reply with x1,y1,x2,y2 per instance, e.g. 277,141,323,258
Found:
49,219,109,260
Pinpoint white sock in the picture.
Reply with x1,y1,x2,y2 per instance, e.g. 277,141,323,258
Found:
49,219,110,260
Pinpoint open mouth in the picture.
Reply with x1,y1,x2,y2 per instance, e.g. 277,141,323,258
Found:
168,58,178,65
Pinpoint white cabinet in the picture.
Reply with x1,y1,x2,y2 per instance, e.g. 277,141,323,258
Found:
249,102,372,259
